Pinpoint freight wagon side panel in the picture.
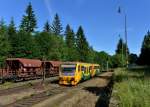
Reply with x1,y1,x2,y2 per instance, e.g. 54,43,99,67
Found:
0,69,3,81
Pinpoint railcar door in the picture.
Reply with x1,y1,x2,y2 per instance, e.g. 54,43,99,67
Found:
75,64,82,83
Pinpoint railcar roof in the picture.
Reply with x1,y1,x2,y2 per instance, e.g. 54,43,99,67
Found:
6,58,42,68
62,62,84,65
42,61,62,67
62,62,99,65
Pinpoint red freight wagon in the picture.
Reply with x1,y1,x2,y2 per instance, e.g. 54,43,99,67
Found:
5,58,42,81
0,63,9,83
0,69,3,83
42,61,62,77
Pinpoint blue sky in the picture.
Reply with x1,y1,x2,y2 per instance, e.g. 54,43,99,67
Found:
0,0,149,55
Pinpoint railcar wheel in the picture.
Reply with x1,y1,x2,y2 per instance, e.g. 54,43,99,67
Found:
0,78,5,84
0,79,5,84
11,76,18,82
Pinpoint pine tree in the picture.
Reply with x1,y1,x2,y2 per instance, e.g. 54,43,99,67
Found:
14,30,37,58
65,24,77,61
138,31,150,65
20,2,37,33
65,24,74,47
0,19,11,64
129,53,138,64
17,2,38,58
116,38,129,55
35,32,52,58
116,38,124,54
8,18,16,36
94,51,111,69
51,13,63,35
0,18,7,35
8,18,17,56
43,21,51,33
35,32,67,60
115,37,129,67
76,26,90,62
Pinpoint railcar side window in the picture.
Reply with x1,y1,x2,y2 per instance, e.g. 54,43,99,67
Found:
89,66,92,70
81,66,85,72
87,67,89,73
94,66,99,69
78,65,80,72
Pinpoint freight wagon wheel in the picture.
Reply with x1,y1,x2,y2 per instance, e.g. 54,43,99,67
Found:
0,78,5,84
2,78,5,83
11,76,18,82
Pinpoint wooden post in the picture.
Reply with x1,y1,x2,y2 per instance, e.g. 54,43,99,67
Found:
106,57,109,72
42,56,46,83
124,14,128,68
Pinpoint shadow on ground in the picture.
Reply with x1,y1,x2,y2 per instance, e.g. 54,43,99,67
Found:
95,75,112,80
0,104,3,107
50,79,59,84
83,80,114,107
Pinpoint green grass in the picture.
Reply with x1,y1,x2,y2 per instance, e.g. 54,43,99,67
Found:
112,68,150,107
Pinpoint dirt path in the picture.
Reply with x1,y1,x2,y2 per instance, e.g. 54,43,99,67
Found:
32,72,114,107
0,77,58,106
0,76,58,91
0,72,113,107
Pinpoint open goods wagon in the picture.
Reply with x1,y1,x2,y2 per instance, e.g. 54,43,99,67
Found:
42,61,62,77
0,58,62,83
1,58,42,82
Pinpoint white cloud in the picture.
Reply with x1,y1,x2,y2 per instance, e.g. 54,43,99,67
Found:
44,0,53,20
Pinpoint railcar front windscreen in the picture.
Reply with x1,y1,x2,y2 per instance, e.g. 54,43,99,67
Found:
61,65,76,76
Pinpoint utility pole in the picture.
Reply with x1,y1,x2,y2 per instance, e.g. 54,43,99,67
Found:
106,61,109,72
119,35,124,67
118,5,128,68
106,57,109,72
42,56,46,83
125,14,128,68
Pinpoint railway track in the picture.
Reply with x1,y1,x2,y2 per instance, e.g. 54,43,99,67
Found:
5,86,71,107
0,76,58,96
3,83,78,107
2,72,113,107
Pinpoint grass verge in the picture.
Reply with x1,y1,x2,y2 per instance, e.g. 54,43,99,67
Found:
111,68,150,107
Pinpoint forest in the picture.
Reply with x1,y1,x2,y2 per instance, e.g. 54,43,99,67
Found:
0,2,149,69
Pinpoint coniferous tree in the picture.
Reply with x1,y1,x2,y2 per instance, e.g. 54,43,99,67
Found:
115,38,125,67
0,19,6,31
113,38,126,67
35,32,67,60
8,18,17,57
65,24,74,47
94,51,112,69
65,24,77,61
17,3,38,58
76,26,90,62
8,18,16,37
35,32,52,59
43,21,51,33
116,38,124,54
14,30,38,58
88,46,96,63
20,2,37,33
129,53,138,64
0,19,11,64
51,13,63,35
115,38,129,67
116,38,129,55
138,31,150,65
